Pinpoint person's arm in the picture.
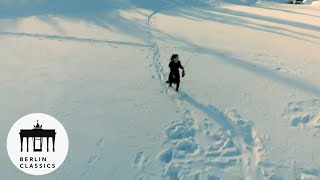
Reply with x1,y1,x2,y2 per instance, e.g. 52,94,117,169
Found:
178,61,184,69
179,61,185,77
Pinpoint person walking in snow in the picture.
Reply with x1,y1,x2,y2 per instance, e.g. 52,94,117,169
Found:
167,54,185,92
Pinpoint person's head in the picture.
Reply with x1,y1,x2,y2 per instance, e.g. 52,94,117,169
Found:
171,54,179,62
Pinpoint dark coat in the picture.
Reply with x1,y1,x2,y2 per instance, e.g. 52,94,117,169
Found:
168,60,184,84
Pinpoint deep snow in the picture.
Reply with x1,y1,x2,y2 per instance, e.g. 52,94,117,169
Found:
0,0,319,179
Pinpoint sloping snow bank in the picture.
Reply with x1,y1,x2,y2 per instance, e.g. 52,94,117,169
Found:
302,0,320,6
311,0,320,6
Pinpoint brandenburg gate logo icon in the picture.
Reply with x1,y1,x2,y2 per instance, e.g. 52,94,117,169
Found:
19,120,56,152
8,113,69,175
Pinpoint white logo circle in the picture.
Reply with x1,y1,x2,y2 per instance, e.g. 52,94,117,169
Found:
7,113,69,175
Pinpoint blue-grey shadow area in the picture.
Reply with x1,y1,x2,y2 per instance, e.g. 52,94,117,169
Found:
254,5,320,18
0,2,156,43
0,31,152,47
0,0,259,47
0,0,167,43
0,0,223,43
163,7,319,43
0,11,153,44
0,0,124,18
178,91,255,145
215,7,320,31
0,0,257,19
179,92,236,132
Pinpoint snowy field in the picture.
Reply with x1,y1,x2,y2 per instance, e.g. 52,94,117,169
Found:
0,0,319,179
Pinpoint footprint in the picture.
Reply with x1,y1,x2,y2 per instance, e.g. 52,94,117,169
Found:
283,99,320,130
159,148,173,164
133,151,149,179
81,138,105,177
175,139,198,153
166,119,195,140
133,151,148,169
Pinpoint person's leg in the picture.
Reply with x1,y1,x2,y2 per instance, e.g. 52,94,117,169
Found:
168,73,173,87
175,77,180,92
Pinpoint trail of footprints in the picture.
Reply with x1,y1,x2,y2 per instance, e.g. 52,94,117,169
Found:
158,93,266,179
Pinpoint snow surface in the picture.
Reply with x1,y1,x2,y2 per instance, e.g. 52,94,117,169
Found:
311,0,320,7
0,0,319,179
